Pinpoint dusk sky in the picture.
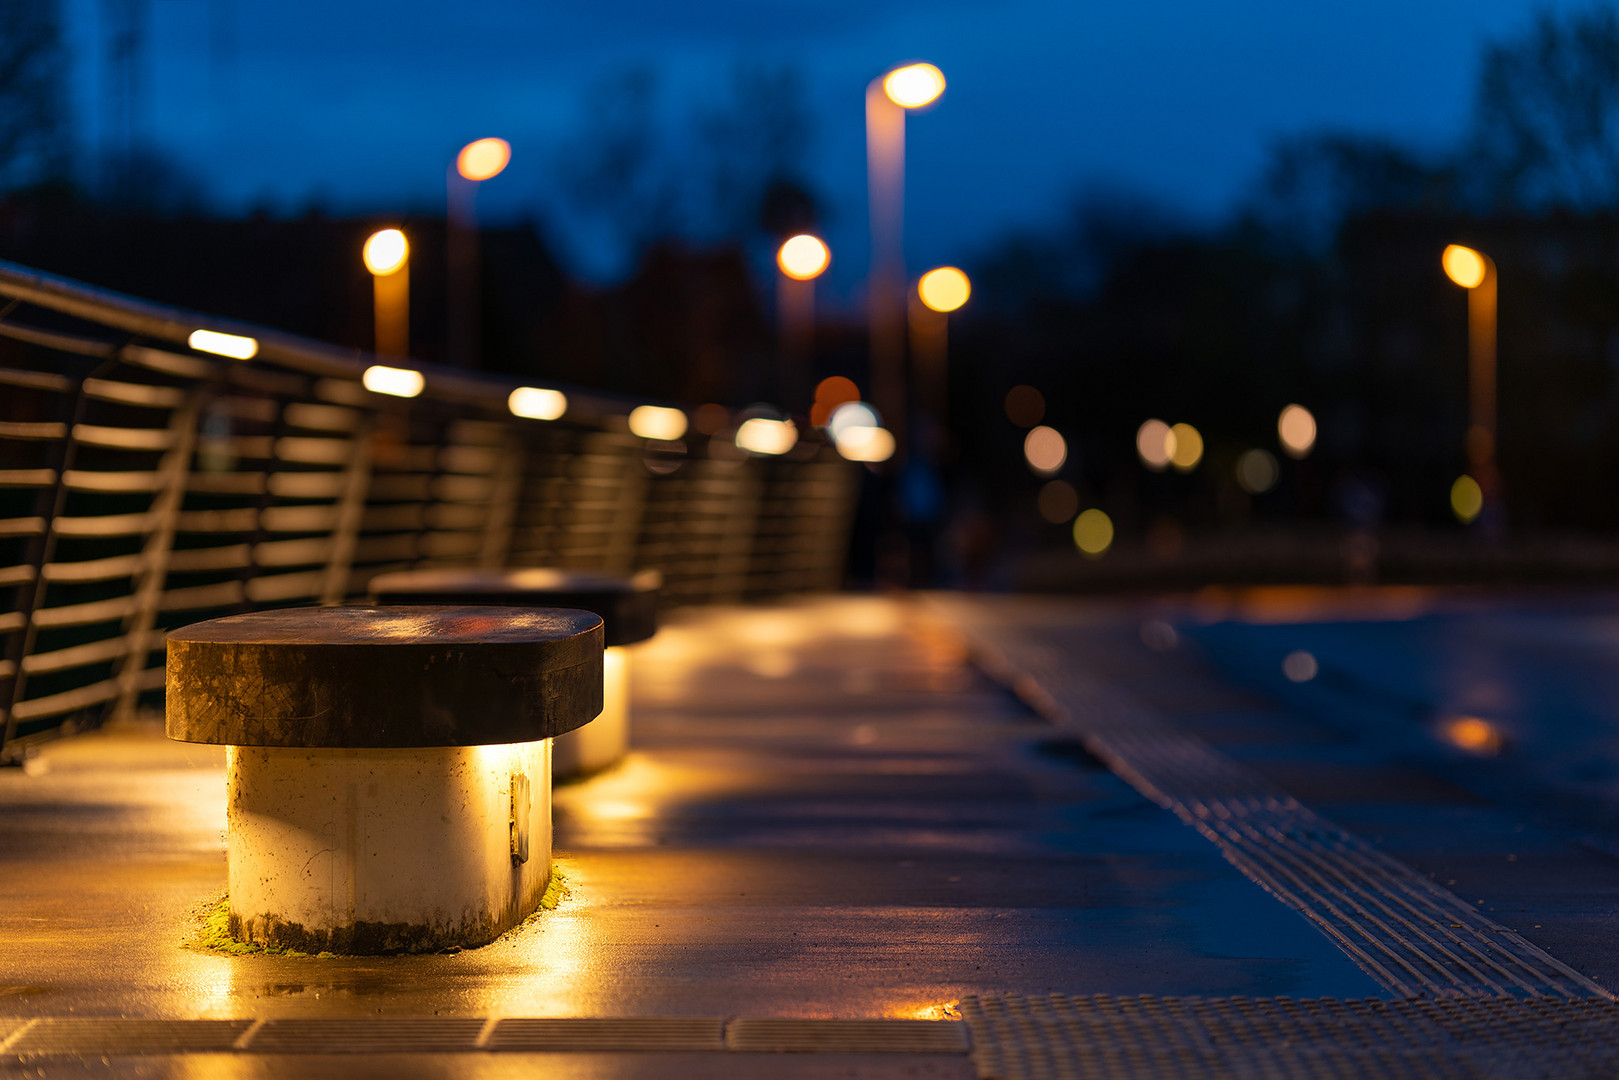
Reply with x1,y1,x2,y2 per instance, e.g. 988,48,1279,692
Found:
63,0,1592,298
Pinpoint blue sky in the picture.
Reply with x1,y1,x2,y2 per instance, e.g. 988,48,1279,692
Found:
63,0,1591,298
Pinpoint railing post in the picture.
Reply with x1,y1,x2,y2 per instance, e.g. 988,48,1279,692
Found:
478,425,523,570
320,412,374,605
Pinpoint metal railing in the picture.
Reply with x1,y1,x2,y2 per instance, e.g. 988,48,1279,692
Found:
0,259,857,761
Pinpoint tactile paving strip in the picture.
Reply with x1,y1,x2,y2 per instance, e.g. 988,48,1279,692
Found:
941,601,1610,1000
963,993,1619,1080
726,1018,970,1053
10,1019,251,1056
488,1017,725,1051
247,1017,486,1053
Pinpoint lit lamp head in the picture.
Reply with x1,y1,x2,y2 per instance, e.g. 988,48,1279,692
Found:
777,234,830,280
1442,244,1490,289
368,568,662,779
363,228,409,276
883,62,946,108
457,137,511,182
918,266,970,313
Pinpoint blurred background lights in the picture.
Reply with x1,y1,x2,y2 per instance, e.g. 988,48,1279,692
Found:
1023,426,1067,475
828,400,880,438
188,329,258,360
1282,650,1319,682
1278,404,1317,458
507,386,566,421
362,364,424,398
456,137,511,181
694,402,730,435
835,425,896,463
1236,448,1280,494
918,267,970,313
735,417,798,455
1073,508,1114,557
1442,715,1504,756
1451,474,1484,523
1037,480,1079,523
883,62,946,108
1136,419,1174,471
1004,385,1045,428
362,228,408,275
811,376,860,427
1168,423,1203,472
777,234,830,280
1442,244,1488,289
628,405,688,441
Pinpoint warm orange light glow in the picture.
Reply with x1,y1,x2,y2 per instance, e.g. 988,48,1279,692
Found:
1442,715,1504,756
883,63,946,108
777,234,830,280
362,364,424,398
735,417,798,455
188,329,258,360
1136,419,1174,471
1442,244,1488,289
628,405,688,441
918,267,970,313
1073,508,1113,557
508,386,567,421
1023,425,1067,475
1169,423,1203,472
457,137,511,181
835,425,896,463
363,228,409,276
1278,404,1317,459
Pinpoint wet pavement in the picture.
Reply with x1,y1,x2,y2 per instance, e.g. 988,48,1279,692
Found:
3,589,1619,1075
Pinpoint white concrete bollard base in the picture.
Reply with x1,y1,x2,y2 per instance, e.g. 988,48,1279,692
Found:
226,739,551,953
553,644,630,779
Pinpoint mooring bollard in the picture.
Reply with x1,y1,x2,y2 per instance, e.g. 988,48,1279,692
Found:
368,569,659,779
165,606,603,954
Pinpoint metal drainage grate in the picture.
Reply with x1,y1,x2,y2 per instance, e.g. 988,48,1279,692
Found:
487,1017,726,1051
246,1018,485,1054
945,604,1610,1001
963,993,1619,1080
726,1018,970,1053
10,1019,251,1056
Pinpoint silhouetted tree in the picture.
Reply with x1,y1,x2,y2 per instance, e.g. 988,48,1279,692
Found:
0,0,71,192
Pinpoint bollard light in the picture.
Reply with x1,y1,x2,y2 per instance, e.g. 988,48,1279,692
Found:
628,405,688,441
362,364,425,398
509,386,568,421
189,329,259,360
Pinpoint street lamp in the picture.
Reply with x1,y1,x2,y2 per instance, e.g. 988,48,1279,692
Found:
1442,243,1498,517
911,266,969,437
363,227,409,358
867,61,945,453
776,234,830,412
448,137,511,367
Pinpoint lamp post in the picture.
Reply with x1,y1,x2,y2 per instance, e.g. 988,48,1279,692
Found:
911,265,969,441
867,62,945,456
1442,243,1499,516
363,228,410,358
776,234,830,412
448,137,511,367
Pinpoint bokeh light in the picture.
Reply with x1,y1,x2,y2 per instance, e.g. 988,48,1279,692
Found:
456,137,511,181
883,63,946,108
1282,650,1318,682
362,228,408,276
736,417,798,455
1441,715,1504,756
1136,419,1174,471
835,425,896,463
829,401,880,438
777,234,830,280
1236,448,1280,494
918,267,970,313
1451,474,1484,523
1168,423,1203,472
508,386,566,421
628,405,688,441
1004,385,1045,428
694,403,730,435
1037,480,1078,523
188,329,258,360
1023,426,1067,475
811,377,861,427
1073,509,1114,557
362,364,424,398
1278,404,1317,459
1442,244,1488,289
